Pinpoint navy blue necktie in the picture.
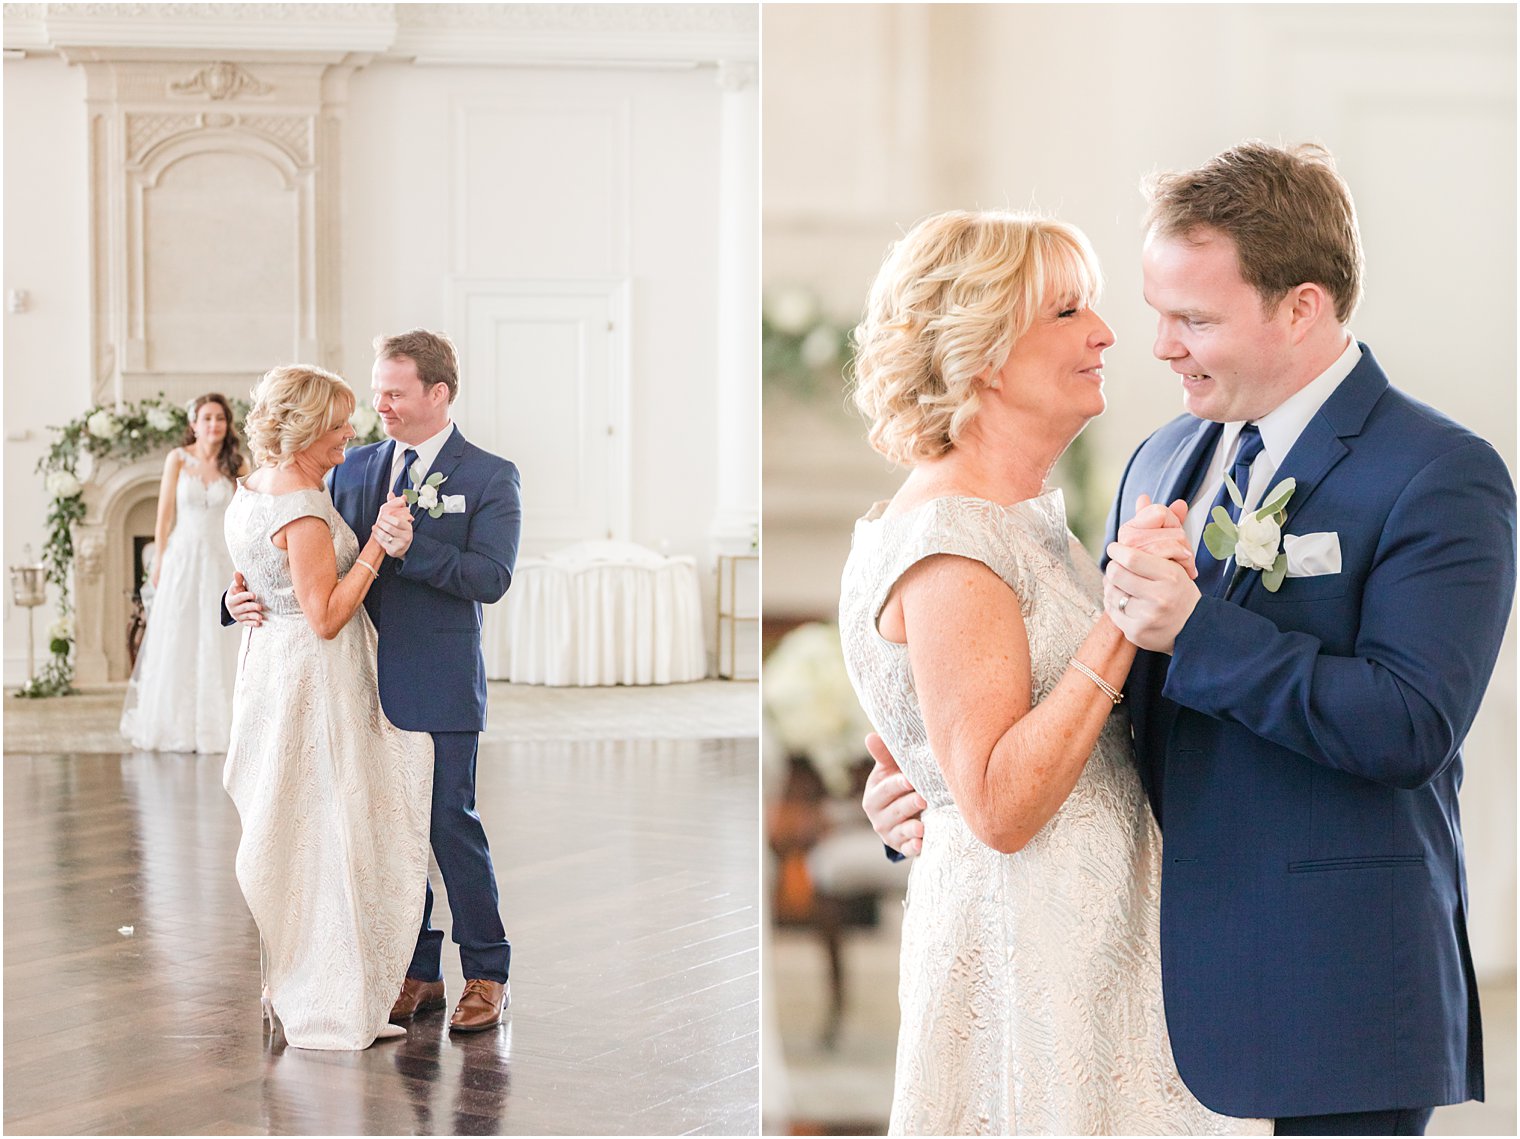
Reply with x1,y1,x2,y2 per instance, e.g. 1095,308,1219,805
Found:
391,448,419,498
1194,424,1265,596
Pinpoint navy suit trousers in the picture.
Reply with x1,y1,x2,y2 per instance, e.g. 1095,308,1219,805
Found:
407,730,510,984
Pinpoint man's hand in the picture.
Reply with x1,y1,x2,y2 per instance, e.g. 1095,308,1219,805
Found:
373,492,414,559
227,571,265,627
862,732,926,857
1116,493,1198,579
1104,540,1201,654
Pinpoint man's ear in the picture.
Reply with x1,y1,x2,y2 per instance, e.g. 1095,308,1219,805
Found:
1284,282,1331,345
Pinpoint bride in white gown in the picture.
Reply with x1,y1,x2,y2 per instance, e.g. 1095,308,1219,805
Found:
841,212,1269,1134
222,364,433,1050
119,395,246,753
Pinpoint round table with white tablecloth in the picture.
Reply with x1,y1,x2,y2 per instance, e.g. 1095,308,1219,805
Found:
482,540,707,686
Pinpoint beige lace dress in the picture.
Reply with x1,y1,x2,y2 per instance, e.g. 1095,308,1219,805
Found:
222,485,434,1050
838,492,1269,1135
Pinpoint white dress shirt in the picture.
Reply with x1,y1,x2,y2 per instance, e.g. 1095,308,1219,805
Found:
387,420,455,494
1182,336,1362,548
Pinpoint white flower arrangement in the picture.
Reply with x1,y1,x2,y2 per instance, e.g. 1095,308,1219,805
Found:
767,287,818,336
350,405,381,438
44,470,82,499
85,410,120,440
800,325,841,369
24,392,248,699
762,621,873,795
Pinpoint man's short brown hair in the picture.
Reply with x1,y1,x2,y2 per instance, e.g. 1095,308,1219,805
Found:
1144,141,1363,323
373,328,459,403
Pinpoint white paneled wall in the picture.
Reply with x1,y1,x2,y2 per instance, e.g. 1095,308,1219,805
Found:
453,281,628,549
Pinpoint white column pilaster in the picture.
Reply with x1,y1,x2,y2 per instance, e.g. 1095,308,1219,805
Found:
708,59,759,557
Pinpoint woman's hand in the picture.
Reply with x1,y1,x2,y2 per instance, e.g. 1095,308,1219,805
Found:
1116,494,1197,579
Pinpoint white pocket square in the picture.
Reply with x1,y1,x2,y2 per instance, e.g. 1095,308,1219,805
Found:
441,494,466,514
1282,531,1341,578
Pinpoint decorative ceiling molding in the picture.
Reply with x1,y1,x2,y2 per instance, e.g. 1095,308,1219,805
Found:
2,3,758,65
7,3,396,55
393,4,757,66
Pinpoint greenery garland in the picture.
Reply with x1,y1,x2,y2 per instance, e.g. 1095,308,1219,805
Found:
16,394,385,699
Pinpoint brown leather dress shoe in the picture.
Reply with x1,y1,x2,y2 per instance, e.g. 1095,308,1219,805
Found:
389,977,447,1023
448,978,509,1032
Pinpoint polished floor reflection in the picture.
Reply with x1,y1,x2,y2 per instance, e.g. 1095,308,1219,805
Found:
4,731,759,1135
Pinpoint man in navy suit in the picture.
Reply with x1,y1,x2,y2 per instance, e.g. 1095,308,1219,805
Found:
231,329,522,1032
864,143,1514,1134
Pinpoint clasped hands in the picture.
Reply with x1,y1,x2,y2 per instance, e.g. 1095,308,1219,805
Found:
1103,495,1202,655
372,492,414,559
226,494,413,627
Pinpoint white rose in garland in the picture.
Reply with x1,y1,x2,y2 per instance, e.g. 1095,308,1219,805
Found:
800,325,841,369
85,410,120,440
145,407,177,432
44,470,82,499
767,287,818,336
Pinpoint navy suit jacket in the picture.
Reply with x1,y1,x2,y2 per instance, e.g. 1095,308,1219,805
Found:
329,427,521,734
1105,344,1515,1117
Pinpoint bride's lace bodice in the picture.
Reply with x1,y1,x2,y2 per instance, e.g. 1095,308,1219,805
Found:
172,449,235,531
117,449,239,754
837,491,1267,1135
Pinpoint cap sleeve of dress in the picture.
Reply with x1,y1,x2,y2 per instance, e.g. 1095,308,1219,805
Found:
265,489,334,538
870,497,1030,628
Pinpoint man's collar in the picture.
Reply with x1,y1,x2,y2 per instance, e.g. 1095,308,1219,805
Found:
1218,334,1361,469
393,419,455,461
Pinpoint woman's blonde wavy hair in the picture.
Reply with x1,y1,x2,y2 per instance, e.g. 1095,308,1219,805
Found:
244,364,355,468
849,210,1102,466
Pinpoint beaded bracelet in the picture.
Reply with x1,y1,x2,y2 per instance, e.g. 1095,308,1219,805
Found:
1069,657,1123,704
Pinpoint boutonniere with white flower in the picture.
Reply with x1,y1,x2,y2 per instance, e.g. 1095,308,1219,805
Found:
1202,476,1296,592
402,461,450,518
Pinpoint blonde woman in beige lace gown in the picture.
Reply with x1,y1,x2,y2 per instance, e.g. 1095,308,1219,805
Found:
223,364,433,1050
839,212,1269,1135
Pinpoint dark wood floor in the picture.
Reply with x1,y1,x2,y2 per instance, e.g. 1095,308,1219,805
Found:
4,737,760,1135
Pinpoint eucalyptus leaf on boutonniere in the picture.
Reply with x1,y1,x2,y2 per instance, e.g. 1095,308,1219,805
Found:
402,461,449,518
1201,476,1296,592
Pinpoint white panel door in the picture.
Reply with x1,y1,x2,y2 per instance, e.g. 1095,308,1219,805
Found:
451,280,629,556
